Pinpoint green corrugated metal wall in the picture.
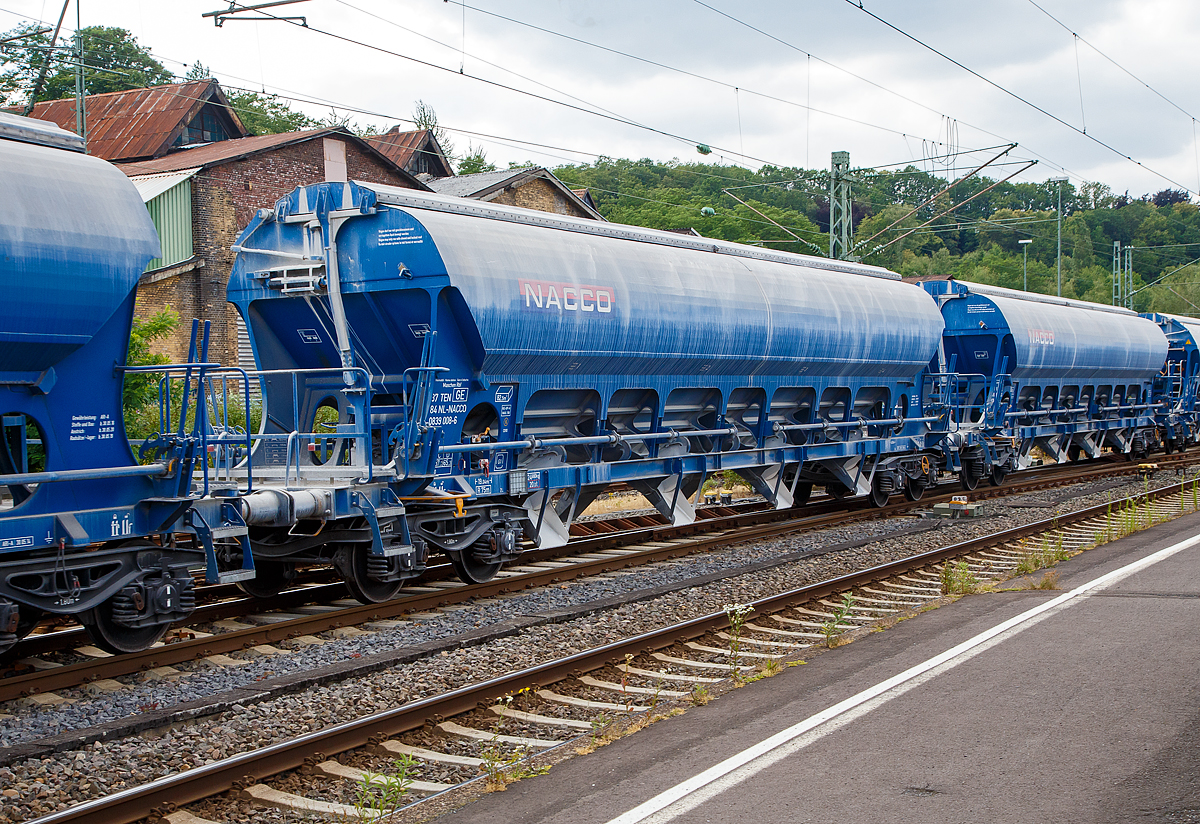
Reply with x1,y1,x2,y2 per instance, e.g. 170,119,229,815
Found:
144,179,193,271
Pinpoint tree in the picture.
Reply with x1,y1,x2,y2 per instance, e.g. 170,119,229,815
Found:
185,62,316,136
123,305,178,429
1152,188,1190,207
412,99,455,160
224,88,318,135
458,143,497,175
0,22,54,107
235,90,319,135
0,24,174,107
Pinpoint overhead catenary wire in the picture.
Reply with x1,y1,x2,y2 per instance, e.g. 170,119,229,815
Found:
207,0,799,171
8,5,1200,271
852,144,1019,252
444,0,962,151
865,160,1040,255
12,22,1192,267
0,1,1060,195
1024,0,1200,124
842,0,1198,196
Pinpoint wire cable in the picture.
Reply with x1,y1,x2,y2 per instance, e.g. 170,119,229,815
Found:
843,0,1197,195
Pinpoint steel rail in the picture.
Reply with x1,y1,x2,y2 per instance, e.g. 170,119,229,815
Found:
1,455,1188,700
26,475,1197,824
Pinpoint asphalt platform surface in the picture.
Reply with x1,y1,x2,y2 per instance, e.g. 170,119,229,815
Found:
434,510,1200,824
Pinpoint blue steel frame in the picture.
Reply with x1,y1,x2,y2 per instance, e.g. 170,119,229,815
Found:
1143,313,1200,450
922,280,1166,475
226,181,954,554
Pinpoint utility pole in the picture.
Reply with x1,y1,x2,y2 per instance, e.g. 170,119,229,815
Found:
20,0,68,116
1020,238,1032,291
1050,176,1068,296
829,151,855,260
1112,241,1122,305
72,0,85,144
1125,247,1134,310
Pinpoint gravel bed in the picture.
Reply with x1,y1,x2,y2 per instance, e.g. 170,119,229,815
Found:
0,469,1195,823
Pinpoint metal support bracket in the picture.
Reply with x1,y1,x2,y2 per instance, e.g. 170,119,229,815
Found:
187,503,254,584
352,490,413,558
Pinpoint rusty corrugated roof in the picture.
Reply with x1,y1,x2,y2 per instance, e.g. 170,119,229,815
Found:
366,127,426,166
117,127,430,191
26,79,246,161
365,126,453,176
118,128,329,173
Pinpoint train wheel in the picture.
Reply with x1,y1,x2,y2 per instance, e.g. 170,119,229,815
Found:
791,482,813,508
82,599,169,655
1067,443,1082,462
236,561,296,599
960,469,980,491
337,545,404,604
1130,434,1148,461
449,550,502,585
869,480,890,508
903,478,926,501
988,467,1008,487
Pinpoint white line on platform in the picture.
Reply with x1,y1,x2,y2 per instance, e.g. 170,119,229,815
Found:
602,529,1200,824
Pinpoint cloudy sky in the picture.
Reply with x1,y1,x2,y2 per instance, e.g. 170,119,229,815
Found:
3,0,1197,196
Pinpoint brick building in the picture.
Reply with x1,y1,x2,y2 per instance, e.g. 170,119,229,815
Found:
118,130,426,366
427,167,605,220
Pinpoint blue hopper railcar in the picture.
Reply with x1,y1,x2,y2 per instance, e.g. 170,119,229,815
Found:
225,181,950,594
0,112,251,654
921,279,1168,484
1143,312,1200,451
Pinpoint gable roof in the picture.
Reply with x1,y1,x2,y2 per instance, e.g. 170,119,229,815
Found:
427,166,605,220
116,127,429,190
365,127,454,177
26,79,247,162
571,187,599,212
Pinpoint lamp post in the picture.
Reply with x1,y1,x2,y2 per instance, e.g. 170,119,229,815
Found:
1049,176,1068,296
1019,238,1032,291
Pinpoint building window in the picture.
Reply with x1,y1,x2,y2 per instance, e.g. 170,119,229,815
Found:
175,106,229,147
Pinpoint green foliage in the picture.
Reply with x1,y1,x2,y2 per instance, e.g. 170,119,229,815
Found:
458,143,497,175
0,24,173,107
551,156,1200,314
124,307,180,413
723,602,754,682
224,88,317,135
412,99,454,160
184,62,316,135
821,593,857,648
554,158,824,250
940,561,981,595
344,755,416,821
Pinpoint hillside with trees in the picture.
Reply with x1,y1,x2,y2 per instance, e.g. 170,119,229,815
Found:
555,158,1200,316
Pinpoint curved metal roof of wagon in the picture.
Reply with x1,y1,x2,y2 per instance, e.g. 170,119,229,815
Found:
352,183,944,379
1145,312,1200,349
946,280,1166,382
0,112,160,373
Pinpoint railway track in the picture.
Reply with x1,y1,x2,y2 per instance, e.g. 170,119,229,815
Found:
21,472,1200,824
1,455,1192,705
